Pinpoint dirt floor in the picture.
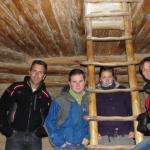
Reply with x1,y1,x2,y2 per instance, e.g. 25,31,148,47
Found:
0,134,53,150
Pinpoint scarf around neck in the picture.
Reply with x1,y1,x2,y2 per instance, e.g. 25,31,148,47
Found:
96,80,120,90
69,89,85,105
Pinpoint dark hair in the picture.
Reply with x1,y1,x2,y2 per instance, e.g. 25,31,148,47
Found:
139,57,150,79
68,69,86,81
99,66,115,78
30,60,47,74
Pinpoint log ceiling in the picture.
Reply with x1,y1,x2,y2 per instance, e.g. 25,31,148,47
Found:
0,0,149,86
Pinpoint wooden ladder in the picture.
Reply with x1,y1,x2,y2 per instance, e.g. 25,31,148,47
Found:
83,0,144,149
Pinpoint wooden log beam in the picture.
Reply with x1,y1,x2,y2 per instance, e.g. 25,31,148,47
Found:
0,47,27,63
0,73,68,85
29,54,150,65
0,62,143,78
0,63,28,75
81,60,138,67
0,73,144,87
0,62,83,75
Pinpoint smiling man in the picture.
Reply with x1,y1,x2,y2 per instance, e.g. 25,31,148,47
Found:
44,69,89,150
0,60,52,150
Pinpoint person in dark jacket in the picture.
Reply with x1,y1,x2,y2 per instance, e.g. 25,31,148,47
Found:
96,66,134,145
0,60,52,150
133,57,150,150
44,69,89,150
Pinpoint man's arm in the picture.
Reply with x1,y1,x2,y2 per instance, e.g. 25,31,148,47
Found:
44,100,65,146
0,84,15,137
35,92,52,138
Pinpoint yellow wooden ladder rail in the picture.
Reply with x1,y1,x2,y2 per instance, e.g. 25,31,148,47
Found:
83,0,144,149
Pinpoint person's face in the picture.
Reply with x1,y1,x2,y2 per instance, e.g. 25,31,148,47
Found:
69,74,85,94
100,71,114,85
29,64,46,86
142,61,150,80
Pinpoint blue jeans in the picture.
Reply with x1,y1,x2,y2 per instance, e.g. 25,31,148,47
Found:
133,136,150,150
54,144,86,150
5,131,42,150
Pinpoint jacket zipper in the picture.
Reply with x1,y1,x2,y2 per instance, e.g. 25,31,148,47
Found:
26,99,32,131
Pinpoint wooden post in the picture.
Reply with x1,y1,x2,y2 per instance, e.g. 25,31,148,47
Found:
123,2,144,144
85,18,98,145
87,40,98,145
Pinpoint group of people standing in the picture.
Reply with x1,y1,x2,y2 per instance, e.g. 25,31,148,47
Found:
0,57,149,150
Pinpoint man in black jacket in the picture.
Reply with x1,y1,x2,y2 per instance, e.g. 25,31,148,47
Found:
0,60,52,150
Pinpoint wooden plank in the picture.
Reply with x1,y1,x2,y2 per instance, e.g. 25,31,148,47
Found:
86,145,135,150
132,0,144,20
89,17,124,30
13,0,54,56
143,0,150,12
87,36,132,41
134,14,150,51
0,1,35,55
85,11,129,18
84,115,136,121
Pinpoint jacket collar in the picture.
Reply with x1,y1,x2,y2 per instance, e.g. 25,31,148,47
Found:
24,76,46,91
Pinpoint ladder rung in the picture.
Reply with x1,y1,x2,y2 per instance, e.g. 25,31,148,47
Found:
87,36,132,41
85,17,124,30
84,115,136,122
87,87,142,93
85,0,139,3
85,11,129,18
86,145,135,150
81,61,138,67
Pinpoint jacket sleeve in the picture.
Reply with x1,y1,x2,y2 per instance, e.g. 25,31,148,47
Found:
44,100,65,146
84,120,90,142
0,84,15,137
145,97,150,109
83,109,90,141
35,93,52,138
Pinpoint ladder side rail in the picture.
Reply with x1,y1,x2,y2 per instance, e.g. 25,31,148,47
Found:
85,17,99,145
122,2,144,144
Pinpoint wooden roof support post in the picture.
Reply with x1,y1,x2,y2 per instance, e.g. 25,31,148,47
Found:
85,17,98,145
123,2,144,144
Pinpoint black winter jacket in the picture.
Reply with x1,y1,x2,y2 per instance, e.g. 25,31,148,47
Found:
0,76,52,138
